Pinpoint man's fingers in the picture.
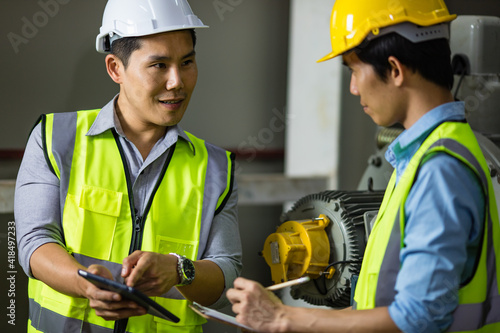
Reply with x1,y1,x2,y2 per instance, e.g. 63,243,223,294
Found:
93,305,147,321
125,252,158,287
89,287,122,302
122,251,155,286
233,277,262,291
87,264,114,280
121,250,144,278
89,294,147,321
126,263,150,287
80,256,151,321
90,298,141,311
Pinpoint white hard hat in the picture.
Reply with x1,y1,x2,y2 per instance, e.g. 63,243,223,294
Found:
96,0,208,53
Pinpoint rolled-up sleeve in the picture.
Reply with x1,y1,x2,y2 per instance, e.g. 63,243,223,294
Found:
14,123,65,277
200,183,243,309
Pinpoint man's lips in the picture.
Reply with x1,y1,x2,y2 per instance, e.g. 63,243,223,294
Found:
158,98,185,112
361,101,368,112
160,98,184,104
159,95,186,108
160,99,183,105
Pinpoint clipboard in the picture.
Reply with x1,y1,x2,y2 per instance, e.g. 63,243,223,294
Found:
189,302,255,332
78,269,180,323
189,277,311,331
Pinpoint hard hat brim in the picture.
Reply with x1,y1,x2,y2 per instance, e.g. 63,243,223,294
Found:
96,25,208,54
317,51,338,63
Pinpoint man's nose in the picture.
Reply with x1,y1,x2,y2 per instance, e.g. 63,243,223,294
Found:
350,74,359,96
167,67,184,90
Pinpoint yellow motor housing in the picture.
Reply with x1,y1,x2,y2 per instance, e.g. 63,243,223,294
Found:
262,214,334,285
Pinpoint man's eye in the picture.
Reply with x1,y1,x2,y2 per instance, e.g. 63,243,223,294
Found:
182,59,194,66
153,63,166,69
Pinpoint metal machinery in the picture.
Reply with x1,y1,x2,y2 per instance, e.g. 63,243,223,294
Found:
261,191,384,307
261,16,500,308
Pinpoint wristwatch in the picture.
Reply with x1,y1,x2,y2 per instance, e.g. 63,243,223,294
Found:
169,253,195,286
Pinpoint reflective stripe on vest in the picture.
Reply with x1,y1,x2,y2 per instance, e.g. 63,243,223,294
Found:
29,110,235,333
354,121,500,332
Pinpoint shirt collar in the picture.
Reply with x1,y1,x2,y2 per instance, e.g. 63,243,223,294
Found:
385,101,465,175
85,95,196,155
393,101,465,150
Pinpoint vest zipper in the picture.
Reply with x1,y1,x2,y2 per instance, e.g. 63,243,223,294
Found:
112,131,145,256
112,131,176,254
111,130,176,333
130,212,143,255
123,144,176,255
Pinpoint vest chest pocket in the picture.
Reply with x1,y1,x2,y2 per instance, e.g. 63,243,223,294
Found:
156,235,199,260
63,185,123,260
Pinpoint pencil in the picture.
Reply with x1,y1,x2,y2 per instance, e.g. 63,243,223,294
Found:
266,276,311,291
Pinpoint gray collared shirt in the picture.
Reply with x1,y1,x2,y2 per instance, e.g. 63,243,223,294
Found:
15,96,242,308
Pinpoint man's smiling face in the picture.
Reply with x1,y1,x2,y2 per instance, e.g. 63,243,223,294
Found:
116,30,198,129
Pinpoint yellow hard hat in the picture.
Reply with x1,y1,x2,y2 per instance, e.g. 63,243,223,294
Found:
318,0,457,62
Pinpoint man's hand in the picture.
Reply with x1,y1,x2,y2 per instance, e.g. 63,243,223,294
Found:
82,264,146,321
226,277,286,333
121,251,178,296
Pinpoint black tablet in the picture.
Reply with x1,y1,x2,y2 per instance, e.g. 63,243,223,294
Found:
78,269,180,323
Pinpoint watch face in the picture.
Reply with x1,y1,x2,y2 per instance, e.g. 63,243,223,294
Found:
170,253,196,286
182,257,195,282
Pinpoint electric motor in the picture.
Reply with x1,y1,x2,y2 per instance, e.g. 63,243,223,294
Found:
262,190,384,308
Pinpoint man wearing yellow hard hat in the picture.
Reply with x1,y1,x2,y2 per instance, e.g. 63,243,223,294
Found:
227,0,500,332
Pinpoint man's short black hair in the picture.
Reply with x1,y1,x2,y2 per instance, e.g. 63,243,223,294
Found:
354,33,454,90
110,29,197,68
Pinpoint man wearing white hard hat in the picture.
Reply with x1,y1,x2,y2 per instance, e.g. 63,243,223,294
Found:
15,0,242,332
227,0,500,332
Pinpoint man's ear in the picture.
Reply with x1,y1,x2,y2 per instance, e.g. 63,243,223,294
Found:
105,54,123,84
388,56,405,87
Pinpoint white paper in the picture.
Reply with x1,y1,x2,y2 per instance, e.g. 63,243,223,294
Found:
190,302,254,332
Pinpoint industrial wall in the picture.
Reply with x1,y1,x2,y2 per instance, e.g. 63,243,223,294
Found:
0,0,499,332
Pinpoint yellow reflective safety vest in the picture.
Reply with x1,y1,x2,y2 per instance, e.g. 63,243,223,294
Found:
354,121,500,332
28,110,235,333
